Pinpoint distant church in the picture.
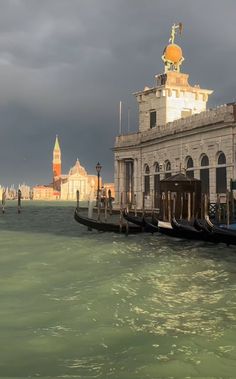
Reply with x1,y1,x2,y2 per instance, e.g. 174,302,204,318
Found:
114,23,234,209
33,136,99,200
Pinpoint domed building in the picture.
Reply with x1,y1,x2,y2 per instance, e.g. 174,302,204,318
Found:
33,137,102,201
60,159,97,201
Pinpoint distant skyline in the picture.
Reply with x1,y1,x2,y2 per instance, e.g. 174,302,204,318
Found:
0,0,236,186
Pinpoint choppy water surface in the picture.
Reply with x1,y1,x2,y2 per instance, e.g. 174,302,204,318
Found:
0,201,236,378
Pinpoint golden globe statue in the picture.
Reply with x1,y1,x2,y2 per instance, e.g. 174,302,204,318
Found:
162,23,184,72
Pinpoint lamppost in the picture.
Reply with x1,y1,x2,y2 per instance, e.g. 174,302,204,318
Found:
96,162,102,207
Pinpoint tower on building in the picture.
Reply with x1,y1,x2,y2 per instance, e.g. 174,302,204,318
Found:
52,135,61,178
134,23,213,131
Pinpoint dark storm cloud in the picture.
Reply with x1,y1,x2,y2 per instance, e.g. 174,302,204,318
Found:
0,0,236,186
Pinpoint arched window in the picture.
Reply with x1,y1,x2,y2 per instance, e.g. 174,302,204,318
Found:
200,154,209,194
144,165,150,196
216,152,227,193
186,156,194,178
165,160,171,178
154,162,160,207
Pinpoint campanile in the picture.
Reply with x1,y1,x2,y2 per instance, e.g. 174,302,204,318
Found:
52,135,61,178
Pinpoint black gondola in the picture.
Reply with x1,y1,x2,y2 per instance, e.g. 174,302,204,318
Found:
171,217,214,242
122,211,145,227
195,217,236,246
74,208,143,234
123,211,158,233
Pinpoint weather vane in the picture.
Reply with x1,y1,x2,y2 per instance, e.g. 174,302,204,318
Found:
169,23,183,44
162,22,184,73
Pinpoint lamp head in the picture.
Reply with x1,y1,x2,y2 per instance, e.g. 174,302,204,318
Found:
96,162,102,173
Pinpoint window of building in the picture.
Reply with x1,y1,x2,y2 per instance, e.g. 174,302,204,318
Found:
165,160,171,178
154,162,160,208
144,165,150,196
150,111,156,129
216,152,227,193
200,154,209,194
186,156,194,178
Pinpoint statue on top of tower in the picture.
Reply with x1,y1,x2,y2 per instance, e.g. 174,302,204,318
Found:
162,22,184,73
169,22,183,44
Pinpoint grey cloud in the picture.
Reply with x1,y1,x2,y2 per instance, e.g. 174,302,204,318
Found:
0,0,236,186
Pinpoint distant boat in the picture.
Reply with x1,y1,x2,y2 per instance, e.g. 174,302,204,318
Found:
74,208,143,234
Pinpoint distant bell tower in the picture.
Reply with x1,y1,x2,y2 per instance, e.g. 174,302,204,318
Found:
52,135,61,178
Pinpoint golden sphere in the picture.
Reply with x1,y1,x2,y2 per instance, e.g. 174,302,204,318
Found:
163,43,183,64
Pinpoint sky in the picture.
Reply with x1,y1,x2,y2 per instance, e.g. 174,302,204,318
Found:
0,0,236,186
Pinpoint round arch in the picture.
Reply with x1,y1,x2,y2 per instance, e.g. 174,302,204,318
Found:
185,156,194,178
164,160,171,178
200,154,209,194
216,151,227,193
144,164,150,195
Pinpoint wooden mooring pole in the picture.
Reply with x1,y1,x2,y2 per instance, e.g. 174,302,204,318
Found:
187,192,191,221
17,189,22,214
167,191,171,222
226,190,230,228
216,193,221,223
133,194,137,217
2,189,6,214
76,190,80,211
142,192,145,216
119,192,123,232
104,190,108,222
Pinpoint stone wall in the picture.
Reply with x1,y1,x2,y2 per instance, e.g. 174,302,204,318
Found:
114,104,236,207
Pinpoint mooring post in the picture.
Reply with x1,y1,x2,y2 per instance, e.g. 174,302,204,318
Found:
172,193,176,218
133,194,137,217
162,192,166,221
204,194,209,219
201,193,204,219
192,192,195,220
151,189,154,218
108,188,112,215
119,192,123,232
2,189,6,214
76,190,80,211
142,192,145,216
226,190,230,228
97,189,101,221
17,189,22,214
230,189,234,223
180,193,183,220
167,191,171,222
216,193,221,223
187,192,191,221
104,190,108,222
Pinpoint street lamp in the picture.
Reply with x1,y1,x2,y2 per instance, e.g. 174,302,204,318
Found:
96,162,102,207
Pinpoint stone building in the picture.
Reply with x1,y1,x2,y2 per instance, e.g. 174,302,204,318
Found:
33,185,60,200
33,137,98,201
113,24,234,209
60,159,97,201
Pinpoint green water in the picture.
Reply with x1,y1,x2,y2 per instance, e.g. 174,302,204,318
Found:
0,201,236,378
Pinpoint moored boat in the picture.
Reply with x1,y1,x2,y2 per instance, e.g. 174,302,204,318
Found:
123,211,158,233
74,208,143,234
197,217,236,246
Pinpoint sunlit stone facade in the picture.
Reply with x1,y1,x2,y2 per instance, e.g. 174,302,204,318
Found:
60,159,97,201
114,54,236,209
